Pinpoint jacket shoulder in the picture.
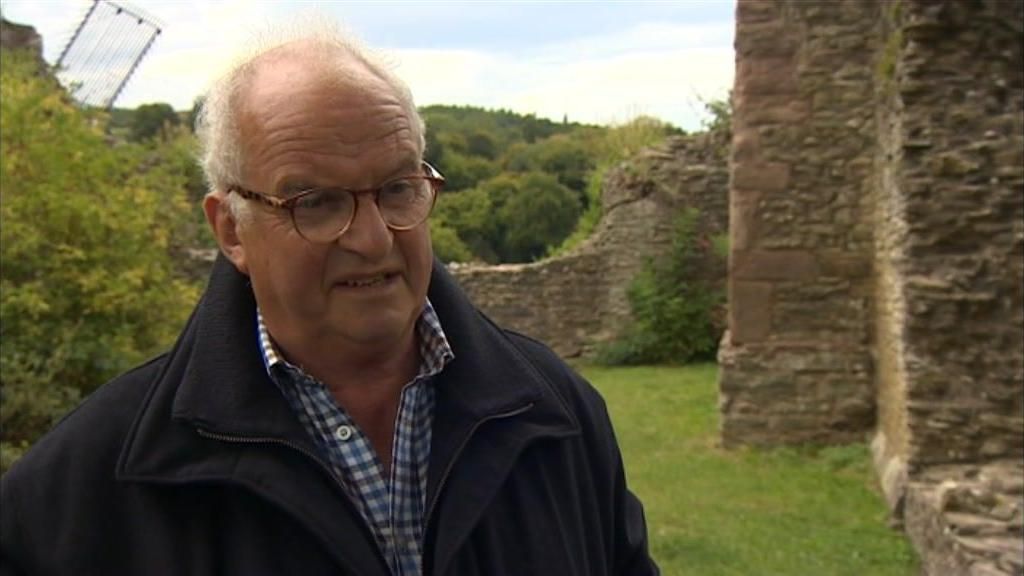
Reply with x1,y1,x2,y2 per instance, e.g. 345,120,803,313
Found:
500,330,612,430
500,331,659,576
2,353,169,572
2,353,167,484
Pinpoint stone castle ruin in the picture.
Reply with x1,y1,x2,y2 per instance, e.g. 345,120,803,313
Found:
4,2,1022,572
450,132,729,357
457,1,1023,573
721,1,1022,574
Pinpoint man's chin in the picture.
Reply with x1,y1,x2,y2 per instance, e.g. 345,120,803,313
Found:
325,310,417,348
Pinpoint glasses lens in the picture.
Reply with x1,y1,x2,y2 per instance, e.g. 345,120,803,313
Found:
378,178,435,228
292,188,354,242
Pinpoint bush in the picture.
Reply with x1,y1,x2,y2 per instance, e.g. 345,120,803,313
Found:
597,208,723,365
0,51,200,472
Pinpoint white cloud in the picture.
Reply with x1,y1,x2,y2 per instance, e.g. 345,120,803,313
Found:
3,2,734,129
390,22,734,130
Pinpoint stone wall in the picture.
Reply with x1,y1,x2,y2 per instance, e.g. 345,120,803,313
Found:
873,1,1024,573
0,17,43,56
880,0,1024,475
719,0,880,446
450,133,728,358
724,0,1024,573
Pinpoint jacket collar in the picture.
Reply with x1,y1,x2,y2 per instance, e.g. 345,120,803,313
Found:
117,254,579,574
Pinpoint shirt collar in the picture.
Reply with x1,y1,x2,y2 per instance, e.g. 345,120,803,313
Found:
256,300,454,379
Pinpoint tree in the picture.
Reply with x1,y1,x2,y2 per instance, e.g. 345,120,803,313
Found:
0,51,200,471
498,172,581,262
538,136,593,196
424,127,445,167
464,130,498,160
428,218,473,263
433,186,496,262
437,151,499,192
130,102,180,142
187,95,205,133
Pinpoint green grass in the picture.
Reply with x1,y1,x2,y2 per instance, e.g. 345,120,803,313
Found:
579,364,919,576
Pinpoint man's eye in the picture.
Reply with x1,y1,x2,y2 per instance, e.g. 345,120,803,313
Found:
295,189,346,210
381,180,417,198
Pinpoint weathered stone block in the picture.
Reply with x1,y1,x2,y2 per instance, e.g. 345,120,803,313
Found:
737,56,799,95
732,161,791,192
731,130,761,164
732,250,819,281
736,97,812,126
734,21,798,57
735,0,778,24
729,281,773,344
730,186,764,245
818,252,873,278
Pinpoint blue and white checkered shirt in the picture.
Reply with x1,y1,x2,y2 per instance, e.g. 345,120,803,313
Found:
257,301,454,576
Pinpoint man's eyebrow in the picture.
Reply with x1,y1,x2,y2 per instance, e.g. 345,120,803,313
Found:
275,158,421,195
394,156,421,177
277,180,320,196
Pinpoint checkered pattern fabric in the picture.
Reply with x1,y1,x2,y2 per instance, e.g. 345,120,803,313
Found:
257,301,453,576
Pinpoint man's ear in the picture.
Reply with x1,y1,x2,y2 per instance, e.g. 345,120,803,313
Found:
203,191,249,276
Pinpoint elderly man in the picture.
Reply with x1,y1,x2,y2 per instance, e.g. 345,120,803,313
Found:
1,30,658,576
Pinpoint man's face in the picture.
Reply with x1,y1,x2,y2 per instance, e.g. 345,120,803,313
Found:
225,57,432,353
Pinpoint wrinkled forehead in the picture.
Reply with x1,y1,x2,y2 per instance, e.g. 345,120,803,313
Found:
231,46,421,186
237,47,393,126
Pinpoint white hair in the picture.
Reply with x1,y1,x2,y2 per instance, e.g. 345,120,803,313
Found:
195,17,426,223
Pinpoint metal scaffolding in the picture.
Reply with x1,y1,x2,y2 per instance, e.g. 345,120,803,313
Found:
54,0,161,109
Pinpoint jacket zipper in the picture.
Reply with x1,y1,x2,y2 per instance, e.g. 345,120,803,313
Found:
194,427,388,575
198,402,535,574
195,428,334,473
423,402,535,532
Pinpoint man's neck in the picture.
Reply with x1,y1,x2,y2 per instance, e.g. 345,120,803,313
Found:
273,323,421,472
279,326,421,399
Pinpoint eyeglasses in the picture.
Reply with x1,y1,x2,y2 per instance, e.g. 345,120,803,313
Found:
227,162,444,243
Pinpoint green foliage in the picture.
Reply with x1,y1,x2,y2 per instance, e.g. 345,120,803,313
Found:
429,218,474,263
547,170,606,256
498,172,581,262
506,134,594,195
711,232,730,259
549,116,678,257
439,152,500,192
583,364,920,575
433,186,496,262
434,171,582,263
699,91,733,135
130,102,181,142
0,51,200,472
877,1,904,90
187,95,205,133
139,124,215,252
592,115,678,164
597,208,723,365
420,107,680,263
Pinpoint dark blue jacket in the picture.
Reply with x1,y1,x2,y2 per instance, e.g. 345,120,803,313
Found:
1,256,657,575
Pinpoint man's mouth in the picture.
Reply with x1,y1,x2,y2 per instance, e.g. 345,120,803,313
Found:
337,272,397,288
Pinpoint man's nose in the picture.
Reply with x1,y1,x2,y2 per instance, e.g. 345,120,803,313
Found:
336,194,393,259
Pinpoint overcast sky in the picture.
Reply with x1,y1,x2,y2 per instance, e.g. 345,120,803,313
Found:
0,0,735,130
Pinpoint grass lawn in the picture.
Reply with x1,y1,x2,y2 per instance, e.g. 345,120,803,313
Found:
579,363,919,576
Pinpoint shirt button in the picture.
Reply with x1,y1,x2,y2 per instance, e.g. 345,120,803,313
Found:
335,425,353,441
